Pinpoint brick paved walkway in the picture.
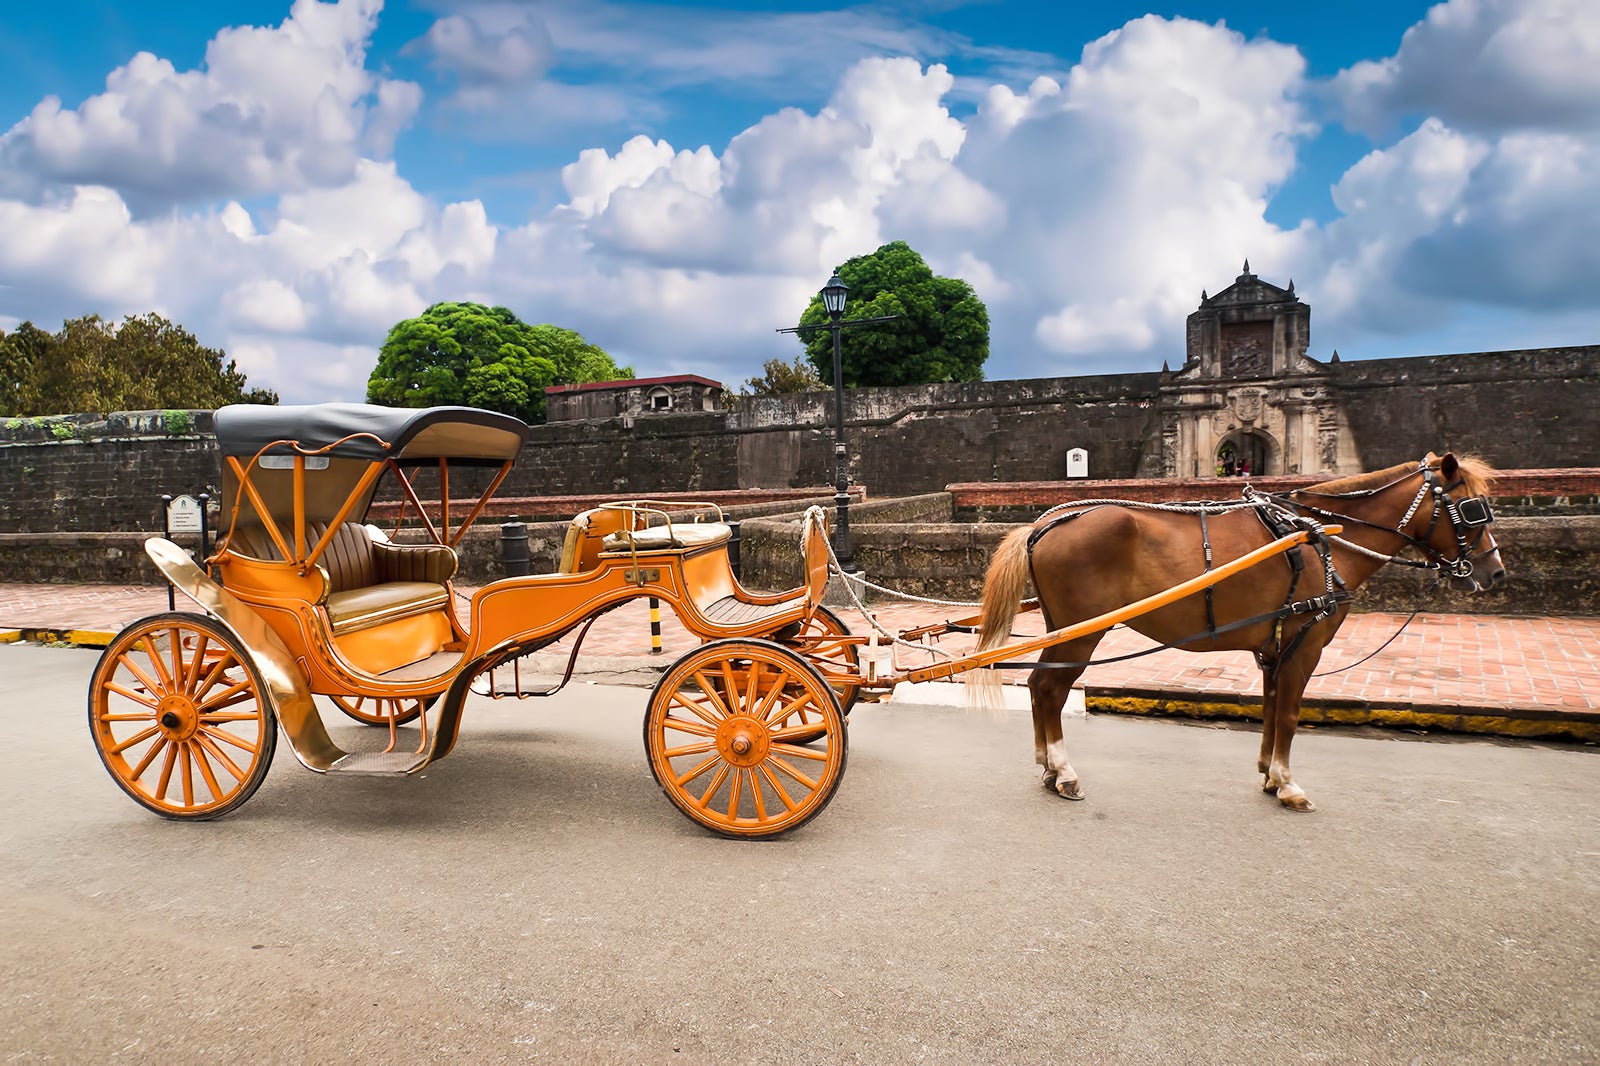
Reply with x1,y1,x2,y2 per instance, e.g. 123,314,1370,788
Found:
4,583,1597,734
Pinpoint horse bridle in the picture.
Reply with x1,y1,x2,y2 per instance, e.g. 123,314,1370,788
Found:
1280,459,1496,581
1408,463,1497,580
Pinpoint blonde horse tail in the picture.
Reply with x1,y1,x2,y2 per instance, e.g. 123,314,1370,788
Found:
965,525,1034,712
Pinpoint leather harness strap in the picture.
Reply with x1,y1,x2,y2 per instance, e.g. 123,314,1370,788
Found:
1247,498,1350,677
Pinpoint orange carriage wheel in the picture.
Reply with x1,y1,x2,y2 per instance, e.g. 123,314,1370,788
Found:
88,613,277,820
644,640,846,839
327,694,426,727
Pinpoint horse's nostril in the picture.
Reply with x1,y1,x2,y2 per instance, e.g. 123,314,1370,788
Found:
1489,568,1506,588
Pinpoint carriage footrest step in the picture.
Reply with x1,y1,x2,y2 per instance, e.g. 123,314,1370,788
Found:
328,751,431,776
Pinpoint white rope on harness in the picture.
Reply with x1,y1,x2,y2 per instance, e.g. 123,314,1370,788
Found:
1038,496,1261,520
1326,536,1403,565
838,571,992,609
815,530,963,660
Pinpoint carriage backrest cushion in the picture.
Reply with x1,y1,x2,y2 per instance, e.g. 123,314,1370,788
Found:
229,521,377,592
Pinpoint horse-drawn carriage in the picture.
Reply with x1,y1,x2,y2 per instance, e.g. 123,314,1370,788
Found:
87,401,1503,834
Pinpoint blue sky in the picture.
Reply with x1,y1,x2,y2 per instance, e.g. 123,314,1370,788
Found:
1,0,1596,403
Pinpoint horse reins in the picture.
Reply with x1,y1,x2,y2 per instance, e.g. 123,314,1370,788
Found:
1269,458,1498,583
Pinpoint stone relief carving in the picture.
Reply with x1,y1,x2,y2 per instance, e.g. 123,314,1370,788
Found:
1161,419,1179,477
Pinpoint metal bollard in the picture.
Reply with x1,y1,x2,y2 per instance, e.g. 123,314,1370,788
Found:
649,597,663,654
727,520,741,581
500,522,530,577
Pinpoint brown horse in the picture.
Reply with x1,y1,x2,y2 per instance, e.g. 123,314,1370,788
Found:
973,453,1505,812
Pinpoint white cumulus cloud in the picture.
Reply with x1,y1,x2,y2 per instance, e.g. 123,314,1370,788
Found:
1308,0,1600,342
920,16,1311,368
1331,0,1600,136
0,0,419,214
5,4,1600,408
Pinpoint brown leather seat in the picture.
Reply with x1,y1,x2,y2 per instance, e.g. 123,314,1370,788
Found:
228,522,456,636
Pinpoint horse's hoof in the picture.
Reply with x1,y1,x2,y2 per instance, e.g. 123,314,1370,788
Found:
1056,778,1085,801
1041,769,1058,790
1279,792,1317,813
1261,776,1279,795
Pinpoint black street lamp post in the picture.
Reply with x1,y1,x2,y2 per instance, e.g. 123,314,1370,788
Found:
820,274,853,568
778,274,898,571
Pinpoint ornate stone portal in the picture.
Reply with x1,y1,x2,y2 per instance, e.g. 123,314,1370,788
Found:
1159,263,1361,478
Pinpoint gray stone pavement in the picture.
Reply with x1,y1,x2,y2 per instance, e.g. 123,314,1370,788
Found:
4,641,1598,1063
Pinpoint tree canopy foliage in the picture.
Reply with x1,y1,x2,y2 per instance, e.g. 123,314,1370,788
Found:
740,354,823,397
366,302,632,423
0,313,277,416
795,241,989,388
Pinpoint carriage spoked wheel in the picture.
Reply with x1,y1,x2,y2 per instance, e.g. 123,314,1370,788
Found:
88,612,277,820
644,640,846,839
327,694,426,727
778,604,861,743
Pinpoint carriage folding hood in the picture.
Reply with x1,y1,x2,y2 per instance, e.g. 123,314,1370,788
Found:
214,402,530,546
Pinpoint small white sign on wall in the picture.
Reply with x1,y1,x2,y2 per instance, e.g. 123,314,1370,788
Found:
166,494,204,534
1066,447,1089,479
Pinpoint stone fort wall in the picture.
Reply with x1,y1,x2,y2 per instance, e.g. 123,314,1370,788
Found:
0,346,1594,535
0,372,1160,532
1329,347,1598,470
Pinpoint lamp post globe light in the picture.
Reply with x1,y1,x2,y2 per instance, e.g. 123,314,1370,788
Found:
821,273,848,317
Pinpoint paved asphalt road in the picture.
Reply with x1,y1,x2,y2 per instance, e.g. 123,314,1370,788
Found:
3,642,1597,1064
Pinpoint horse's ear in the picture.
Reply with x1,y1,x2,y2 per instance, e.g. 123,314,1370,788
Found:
1441,453,1459,480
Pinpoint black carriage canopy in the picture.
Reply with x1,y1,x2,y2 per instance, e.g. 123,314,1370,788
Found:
214,403,531,533
213,402,530,465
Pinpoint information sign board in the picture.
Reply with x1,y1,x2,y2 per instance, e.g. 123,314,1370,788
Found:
167,494,204,534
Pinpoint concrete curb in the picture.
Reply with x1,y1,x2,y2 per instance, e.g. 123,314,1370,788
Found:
14,628,116,648
1086,687,1600,744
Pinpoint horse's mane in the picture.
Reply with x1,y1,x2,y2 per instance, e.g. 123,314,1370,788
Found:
1307,453,1496,496
1447,454,1496,495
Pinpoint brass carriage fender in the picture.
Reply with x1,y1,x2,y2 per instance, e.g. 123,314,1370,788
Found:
143,538,344,771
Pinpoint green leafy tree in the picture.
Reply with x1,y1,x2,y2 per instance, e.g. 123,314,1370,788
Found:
796,240,989,388
740,354,824,396
0,314,276,417
366,302,632,423
0,321,53,415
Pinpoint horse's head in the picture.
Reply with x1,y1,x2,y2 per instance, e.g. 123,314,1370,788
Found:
1414,452,1506,592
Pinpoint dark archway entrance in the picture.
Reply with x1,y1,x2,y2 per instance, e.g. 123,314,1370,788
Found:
1216,430,1274,477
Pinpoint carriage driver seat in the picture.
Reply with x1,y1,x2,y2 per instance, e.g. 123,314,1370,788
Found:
229,521,457,637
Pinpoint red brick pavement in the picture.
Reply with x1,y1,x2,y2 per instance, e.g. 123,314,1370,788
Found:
4,582,1596,721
